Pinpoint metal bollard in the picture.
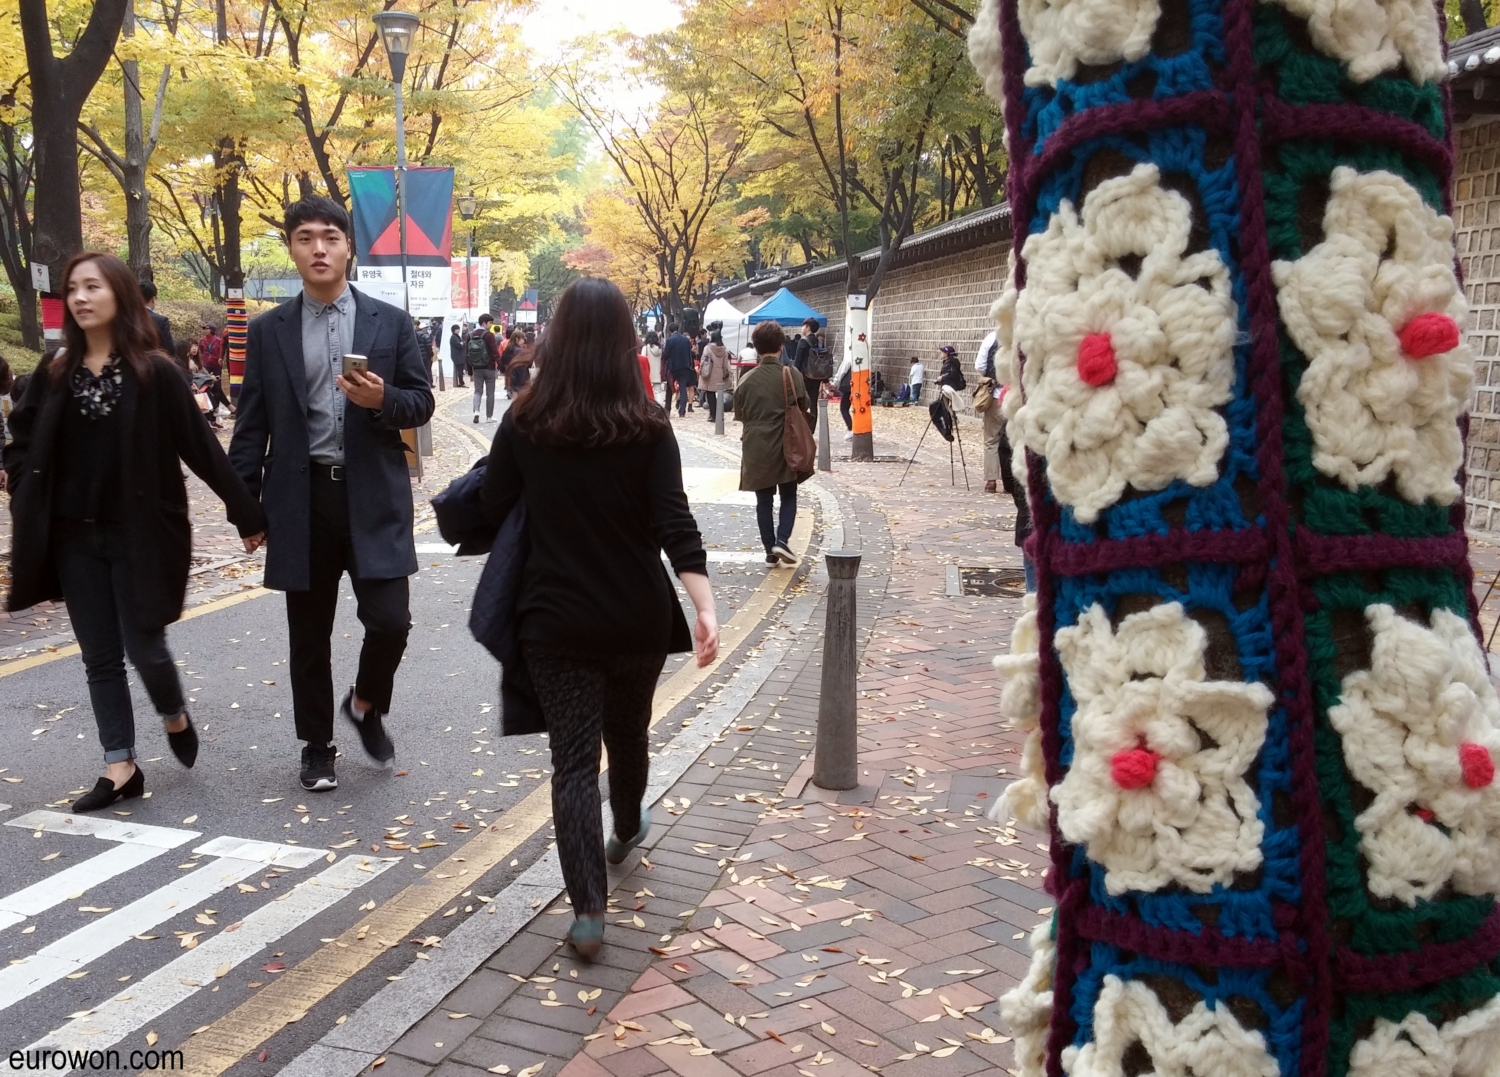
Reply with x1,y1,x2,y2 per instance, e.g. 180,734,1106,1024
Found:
817,398,831,472
813,551,862,791
715,390,726,436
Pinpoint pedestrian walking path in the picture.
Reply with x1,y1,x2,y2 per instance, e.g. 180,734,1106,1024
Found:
296,420,1048,1077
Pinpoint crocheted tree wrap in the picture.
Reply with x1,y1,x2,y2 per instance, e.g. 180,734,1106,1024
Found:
973,0,1500,1070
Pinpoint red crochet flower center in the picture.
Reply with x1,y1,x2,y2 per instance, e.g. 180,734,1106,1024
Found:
1399,312,1460,360
1077,333,1118,387
1110,747,1159,790
1414,807,1436,823
1460,742,1494,789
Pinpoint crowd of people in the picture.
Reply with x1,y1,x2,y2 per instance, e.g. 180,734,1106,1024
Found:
0,190,1029,963
0,197,724,966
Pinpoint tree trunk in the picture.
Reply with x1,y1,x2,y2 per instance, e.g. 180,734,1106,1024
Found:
968,126,995,208
20,0,131,287
121,0,154,280
15,283,40,349
215,136,245,290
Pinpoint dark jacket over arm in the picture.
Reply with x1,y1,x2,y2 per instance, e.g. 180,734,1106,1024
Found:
150,311,176,359
480,414,705,655
228,287,436,591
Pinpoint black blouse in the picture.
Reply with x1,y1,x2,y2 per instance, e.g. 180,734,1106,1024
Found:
53,402,122,523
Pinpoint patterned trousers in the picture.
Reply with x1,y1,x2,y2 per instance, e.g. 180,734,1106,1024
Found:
523,644,665,913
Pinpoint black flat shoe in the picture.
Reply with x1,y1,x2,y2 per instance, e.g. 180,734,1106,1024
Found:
167,713,198,768
72,765,145,813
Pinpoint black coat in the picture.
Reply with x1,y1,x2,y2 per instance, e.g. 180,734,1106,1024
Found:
228,287,436,591
4,355,266,629
150,310,176,359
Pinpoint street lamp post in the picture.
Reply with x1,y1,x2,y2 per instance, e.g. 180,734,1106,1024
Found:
373,9,419,312
373,9,425,473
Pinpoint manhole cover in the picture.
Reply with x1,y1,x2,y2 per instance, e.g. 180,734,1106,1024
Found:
961,567,1027,598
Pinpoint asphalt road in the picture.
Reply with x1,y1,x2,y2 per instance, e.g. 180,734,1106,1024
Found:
0,392,774,1072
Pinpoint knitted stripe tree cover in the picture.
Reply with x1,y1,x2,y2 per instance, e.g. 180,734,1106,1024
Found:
968,0,1500,1073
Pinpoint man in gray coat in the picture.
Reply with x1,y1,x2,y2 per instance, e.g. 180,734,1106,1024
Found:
230,196,436,792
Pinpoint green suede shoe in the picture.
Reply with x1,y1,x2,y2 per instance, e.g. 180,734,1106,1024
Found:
568,913,605,960
606,808,652,865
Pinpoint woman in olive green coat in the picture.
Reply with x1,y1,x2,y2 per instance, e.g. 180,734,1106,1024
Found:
735,321,814,567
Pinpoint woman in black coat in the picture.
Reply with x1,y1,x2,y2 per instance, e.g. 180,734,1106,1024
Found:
480,277,719,961
3,252,266,811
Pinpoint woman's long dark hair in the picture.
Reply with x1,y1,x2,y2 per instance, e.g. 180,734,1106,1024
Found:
50,251,160,385
509,277,669,448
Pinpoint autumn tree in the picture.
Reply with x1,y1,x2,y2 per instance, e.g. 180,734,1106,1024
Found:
19,0,130,289
555,39,758,318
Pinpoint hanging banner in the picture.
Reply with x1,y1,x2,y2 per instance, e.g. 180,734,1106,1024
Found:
450,257,491,320
357,265,448,317
515,288,539,325
346,166,454,267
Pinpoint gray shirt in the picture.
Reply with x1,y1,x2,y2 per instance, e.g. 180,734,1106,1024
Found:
302,285,355,465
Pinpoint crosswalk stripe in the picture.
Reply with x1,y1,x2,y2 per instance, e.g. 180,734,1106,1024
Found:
0,843,312,1011
7,811,201,849
0,814,202,936
192,837,322,868
25,855,396,1062
0,844,172,934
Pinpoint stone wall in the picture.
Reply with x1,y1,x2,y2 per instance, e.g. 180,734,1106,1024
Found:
1455,118,1500,532
781,240,1010,411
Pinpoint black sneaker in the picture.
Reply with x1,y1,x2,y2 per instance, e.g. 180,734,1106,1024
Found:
300,743,338,791
342,690,396,767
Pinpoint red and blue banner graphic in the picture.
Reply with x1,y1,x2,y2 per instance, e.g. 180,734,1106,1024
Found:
346,167,454,267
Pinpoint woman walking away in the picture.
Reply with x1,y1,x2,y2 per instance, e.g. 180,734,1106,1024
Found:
3,252,266,811
735,321,813,566
698,331,732,422
480,277,718,960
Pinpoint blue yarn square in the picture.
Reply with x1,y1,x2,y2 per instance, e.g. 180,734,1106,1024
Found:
1022,0,1226,149
1024,128,1259,546
1051,567,1298,940
1070,943,1304,1076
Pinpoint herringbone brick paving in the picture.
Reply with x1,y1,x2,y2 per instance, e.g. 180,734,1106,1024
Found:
379,426,1048,1077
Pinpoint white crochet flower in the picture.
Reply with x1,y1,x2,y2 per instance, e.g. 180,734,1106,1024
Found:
1000,921,1055,1077
1263,0,1447,84
1327,605,1500,905
1013,164,1238,524
968,0,1005,104
1065,976,1280,1077
1273,167,1471,505
1052,602,1274,895
1018,0,1160,86
1348,994,1500,1077
992,596,1050,831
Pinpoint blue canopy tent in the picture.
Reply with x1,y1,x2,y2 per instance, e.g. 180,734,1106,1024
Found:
743,288,827,327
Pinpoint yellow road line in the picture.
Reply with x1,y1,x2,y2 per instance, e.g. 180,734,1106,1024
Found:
0,586,272,679
172,449,815,1077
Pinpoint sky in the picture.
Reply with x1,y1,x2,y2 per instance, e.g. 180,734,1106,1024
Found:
519,0,683,60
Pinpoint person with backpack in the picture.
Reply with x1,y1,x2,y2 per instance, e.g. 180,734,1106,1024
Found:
449,322,468,389
469,314,502,423
697,331,732,422
793,319,834,433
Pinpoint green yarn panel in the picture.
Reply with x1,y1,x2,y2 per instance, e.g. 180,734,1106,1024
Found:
1252,6,1446,139
1263,142,1444,262
1279,337,1456,537
1328,961,1500,1077
1306,569,1487,958
1263,140,1453,537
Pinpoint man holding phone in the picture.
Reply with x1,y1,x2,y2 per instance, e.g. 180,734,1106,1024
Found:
230,196,435,792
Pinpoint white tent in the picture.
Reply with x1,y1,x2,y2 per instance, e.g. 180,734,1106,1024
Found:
702,297,750,354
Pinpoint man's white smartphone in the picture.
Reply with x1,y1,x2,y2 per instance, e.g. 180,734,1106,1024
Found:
341,353,368,377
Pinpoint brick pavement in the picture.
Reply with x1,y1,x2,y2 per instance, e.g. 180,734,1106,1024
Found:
366,420,1056,1077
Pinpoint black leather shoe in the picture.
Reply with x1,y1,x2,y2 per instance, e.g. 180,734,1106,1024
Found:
73,765,145,813
342,690,395,767
166,713,198,768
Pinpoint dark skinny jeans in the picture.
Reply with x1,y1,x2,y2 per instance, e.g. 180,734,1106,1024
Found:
54,520,185,763
755,482,798,553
